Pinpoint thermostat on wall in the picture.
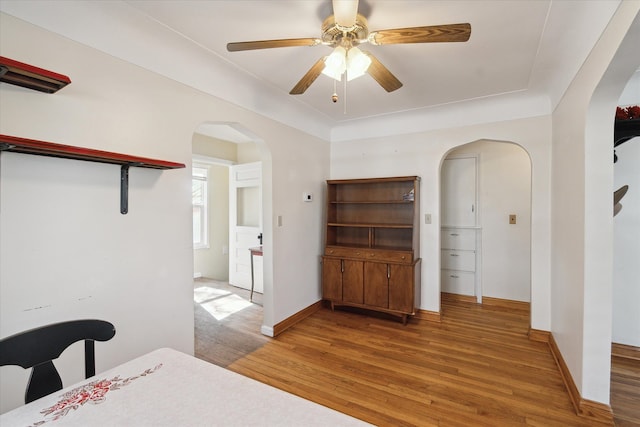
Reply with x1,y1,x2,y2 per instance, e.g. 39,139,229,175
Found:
303,192,313,202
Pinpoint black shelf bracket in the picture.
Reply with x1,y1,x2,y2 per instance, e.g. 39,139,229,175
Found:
120,165,129,215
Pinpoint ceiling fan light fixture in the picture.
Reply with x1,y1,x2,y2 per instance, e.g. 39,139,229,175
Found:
346,47,371,81
332,0,359,29
322,46,347,81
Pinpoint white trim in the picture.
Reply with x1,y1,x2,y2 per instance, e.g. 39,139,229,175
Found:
260,325,274,337
192,154,234,166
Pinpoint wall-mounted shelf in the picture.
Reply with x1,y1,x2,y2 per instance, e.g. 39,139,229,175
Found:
0,56,71,93
0,134,185,214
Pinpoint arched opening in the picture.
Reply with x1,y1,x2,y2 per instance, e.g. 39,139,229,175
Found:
190,122,273,366
439,139,533,325
578,8,639,420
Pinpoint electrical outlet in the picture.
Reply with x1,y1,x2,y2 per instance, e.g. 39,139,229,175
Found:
303,192,312,202
509,214,516,224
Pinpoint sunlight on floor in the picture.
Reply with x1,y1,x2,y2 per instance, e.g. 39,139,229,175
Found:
194,286,253,320
194,286,230,303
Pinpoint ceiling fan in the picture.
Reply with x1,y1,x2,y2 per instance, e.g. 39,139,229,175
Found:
227,0,471,95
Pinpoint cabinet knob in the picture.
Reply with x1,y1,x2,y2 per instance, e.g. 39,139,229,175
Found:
401,256,406,260
369,253,375,257
355,252,361,255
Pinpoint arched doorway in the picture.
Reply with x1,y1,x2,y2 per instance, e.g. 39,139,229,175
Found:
191,122,274,364
439,140,532,319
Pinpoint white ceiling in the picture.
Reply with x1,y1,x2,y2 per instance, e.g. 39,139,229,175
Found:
0,1,626,141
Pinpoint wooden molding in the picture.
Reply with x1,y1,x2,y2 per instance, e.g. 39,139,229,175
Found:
548,333,613,424
482,296,530,311
272,301,323,337
578,399,614,423
612,342,640,361
414,309,441,323
548,333,581,413
528,328,550,343
441,292,476,304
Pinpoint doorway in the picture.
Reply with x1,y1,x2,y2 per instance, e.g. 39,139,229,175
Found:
191,123,267,353
229,162,263,293
440,140,532,309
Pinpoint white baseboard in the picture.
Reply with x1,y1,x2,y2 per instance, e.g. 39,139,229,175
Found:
193,272,202,279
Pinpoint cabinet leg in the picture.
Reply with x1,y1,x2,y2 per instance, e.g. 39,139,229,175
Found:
402,314,408,325
330,301,335,311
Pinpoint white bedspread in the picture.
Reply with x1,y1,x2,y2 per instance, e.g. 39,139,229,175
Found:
0,347,370,426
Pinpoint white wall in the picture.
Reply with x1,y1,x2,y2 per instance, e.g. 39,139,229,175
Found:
237,142,261,164
0,13,329,413
550,2,640,404
447,141,532,302
330,116,552,330
613,136,640,346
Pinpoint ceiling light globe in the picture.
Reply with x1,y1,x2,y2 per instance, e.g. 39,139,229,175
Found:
322,46,347,81
346,47,371,81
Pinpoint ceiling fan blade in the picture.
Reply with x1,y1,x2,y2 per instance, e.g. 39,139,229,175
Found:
290,58,326,95
227,38,320,52
370,23,471,45
332,0,359,28
365,53,403,92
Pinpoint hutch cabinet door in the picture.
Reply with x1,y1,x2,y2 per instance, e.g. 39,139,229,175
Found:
342,260,364,304
363,262,389,308
322,257,343,301
388,264,414,313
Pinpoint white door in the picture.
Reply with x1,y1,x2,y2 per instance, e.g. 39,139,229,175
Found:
229,162,263,292
441,157,477,226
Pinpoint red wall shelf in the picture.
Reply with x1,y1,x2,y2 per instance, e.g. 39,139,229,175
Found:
0,134,185,169
0,56,71,93
0,134,185,214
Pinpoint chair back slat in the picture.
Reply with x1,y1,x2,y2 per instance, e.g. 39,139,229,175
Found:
26,361,64,404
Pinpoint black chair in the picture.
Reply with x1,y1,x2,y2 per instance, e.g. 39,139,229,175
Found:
0,319,116,403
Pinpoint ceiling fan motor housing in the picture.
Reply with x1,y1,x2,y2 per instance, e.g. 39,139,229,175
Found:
321,14,369,47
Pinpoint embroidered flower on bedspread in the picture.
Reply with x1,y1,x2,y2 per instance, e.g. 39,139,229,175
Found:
27,364,162,426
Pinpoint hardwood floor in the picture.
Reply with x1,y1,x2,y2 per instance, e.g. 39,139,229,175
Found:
194,282,639,426
611,344,640,426
193,278,268,367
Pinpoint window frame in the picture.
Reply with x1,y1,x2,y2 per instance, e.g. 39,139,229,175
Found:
192,163,210,250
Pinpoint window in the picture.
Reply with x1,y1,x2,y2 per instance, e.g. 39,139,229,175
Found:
192,164,209,249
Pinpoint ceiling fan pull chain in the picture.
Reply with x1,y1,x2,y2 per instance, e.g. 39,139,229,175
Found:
344,75,347,114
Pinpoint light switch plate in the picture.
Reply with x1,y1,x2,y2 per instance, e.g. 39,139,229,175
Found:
303,192,312,202
509,214,517,224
